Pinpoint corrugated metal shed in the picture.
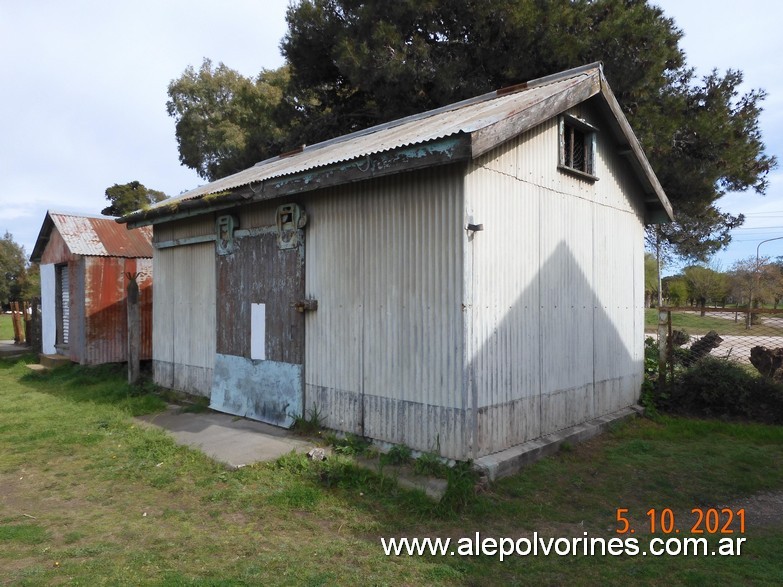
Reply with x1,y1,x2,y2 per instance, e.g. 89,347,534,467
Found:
31,211,152,262
129,62,674,464
32,210,153,366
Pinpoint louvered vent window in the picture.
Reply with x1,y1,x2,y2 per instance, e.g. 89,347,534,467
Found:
558,115,598,179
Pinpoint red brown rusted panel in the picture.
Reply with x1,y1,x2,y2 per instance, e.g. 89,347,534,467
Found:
132,258,154,360
84,257,127,364
67,258,84,363
81,257,154,364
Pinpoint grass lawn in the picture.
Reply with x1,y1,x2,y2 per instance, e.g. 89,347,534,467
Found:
644,308,782,336
1,356,782,585
0,313,14,340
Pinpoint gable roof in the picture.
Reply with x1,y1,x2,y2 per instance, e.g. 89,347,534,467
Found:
30,211,153,262
120,63,672,227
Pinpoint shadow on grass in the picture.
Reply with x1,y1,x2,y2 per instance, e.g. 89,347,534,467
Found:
0,353,38,370
16,360,167,416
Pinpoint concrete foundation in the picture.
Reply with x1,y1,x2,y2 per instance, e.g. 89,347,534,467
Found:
474,405,643,481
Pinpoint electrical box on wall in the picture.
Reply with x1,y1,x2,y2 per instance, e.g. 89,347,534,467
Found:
276,203,307,249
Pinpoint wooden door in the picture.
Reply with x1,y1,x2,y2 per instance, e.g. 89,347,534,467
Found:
210,208,306,427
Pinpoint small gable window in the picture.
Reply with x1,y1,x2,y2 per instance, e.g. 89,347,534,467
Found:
558,114,598,180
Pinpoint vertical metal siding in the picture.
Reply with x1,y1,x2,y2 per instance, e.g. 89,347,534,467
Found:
238,201,277,228
465,132,544,454
136,257,154,361
59,265,70,345
40,264,56,354
83,257,125,364
467,110,646,457
79,257,154,365
68,259,84,364
591,113,647,412
305,165,466,459
153,240,216,396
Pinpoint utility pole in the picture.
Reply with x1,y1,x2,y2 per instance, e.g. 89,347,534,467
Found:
747,236,783,329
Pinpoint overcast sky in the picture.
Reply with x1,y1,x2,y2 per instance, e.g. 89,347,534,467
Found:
1,1,781,272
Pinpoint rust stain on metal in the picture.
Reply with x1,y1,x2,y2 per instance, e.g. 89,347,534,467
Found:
83,257,152,363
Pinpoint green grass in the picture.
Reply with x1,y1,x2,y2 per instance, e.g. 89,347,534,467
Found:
0,313,14,340
644,308,783,335
1,355,782,585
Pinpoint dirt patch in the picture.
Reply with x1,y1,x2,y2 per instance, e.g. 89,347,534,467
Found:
718,490,783,529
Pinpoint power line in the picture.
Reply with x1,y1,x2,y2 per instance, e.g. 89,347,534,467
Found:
732,226,783,230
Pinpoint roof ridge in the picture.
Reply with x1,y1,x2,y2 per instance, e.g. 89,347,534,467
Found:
48,209,119,221
252,62,603,168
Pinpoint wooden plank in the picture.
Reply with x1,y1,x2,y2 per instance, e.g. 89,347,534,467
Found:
126,273,140,384
216,231,305,364
598,79,674,222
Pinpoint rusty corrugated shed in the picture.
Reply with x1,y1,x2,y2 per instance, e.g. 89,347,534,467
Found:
32,210,154,366
31,211,152,262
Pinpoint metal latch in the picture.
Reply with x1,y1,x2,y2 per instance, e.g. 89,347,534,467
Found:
292,299,318,313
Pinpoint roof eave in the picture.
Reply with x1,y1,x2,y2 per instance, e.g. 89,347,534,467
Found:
120,135,473,228
597,74,674,224
30,211,54,263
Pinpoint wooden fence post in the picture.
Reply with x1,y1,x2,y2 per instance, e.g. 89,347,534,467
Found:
657,308,669,393
126,272,140,385
29,298,41,353
11,302,24,344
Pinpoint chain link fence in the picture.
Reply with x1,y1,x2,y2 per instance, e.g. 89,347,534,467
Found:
648,306,783,388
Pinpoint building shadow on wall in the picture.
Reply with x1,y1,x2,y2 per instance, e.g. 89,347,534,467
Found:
468,241,638,458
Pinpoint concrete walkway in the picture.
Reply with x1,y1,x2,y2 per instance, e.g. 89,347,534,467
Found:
0,340,30,358
136,405,315,468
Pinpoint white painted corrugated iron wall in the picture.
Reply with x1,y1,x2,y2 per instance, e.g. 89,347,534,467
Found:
590,103,646,413
152,241,216,396
304,165,467,459
466,107,646,457
40,264,56,354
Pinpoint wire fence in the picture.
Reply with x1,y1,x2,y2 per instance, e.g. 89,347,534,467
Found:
649,307,783,387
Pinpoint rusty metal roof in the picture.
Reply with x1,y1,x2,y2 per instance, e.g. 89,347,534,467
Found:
121,62,672,225
30,211,153,262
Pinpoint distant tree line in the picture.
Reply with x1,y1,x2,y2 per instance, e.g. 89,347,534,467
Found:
644,252,783,311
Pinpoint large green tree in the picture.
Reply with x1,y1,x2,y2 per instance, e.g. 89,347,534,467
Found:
166,60,290,181
102,181,167,217
0,232,28,307
682,264,726,314
167,0,775,260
